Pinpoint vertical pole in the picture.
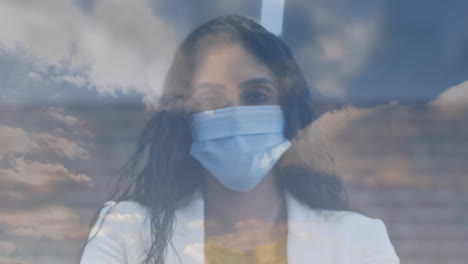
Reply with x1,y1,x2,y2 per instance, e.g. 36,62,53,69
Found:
260,0,285,36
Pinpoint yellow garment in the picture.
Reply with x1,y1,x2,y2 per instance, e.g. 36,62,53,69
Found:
204,235,288,264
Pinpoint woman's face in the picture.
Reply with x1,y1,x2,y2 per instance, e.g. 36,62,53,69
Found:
190,43,279,112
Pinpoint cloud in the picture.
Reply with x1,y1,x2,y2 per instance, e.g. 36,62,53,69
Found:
26,72,43,82
187,220,204,229
0,125,90,160
36,133,89,160
200,218,288,252
286,80,468,189
0,105,95,204
43,106,80,127
0,205,86,240
105,211,145,223
0,257,29,264
51,74,88,87
0,0,84,64
183,243,204,263
42,106,95,139
0,0,179,104
291,1,383,98
429,80,468,114
0,240,17,256
0,125,40,157
0,102,93,160
0,157,93,188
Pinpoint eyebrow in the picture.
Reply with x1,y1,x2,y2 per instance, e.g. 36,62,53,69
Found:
239,78,274,92
193,78,275,92
192,82,224,91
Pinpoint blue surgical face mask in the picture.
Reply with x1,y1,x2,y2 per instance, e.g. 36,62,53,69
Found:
190,105,291,192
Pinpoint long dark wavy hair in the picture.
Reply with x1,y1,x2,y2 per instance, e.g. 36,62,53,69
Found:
81,14,350,264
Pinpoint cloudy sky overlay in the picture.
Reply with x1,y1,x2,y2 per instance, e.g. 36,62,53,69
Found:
0,1,467,263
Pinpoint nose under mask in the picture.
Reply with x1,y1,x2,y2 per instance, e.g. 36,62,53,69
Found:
190,105,291,192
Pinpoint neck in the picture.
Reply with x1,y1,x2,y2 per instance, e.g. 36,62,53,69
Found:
202,171,288,241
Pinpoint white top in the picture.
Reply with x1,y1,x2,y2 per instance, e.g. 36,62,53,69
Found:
80,188,400,264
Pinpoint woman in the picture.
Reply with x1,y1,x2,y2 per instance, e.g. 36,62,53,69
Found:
79,15,399,264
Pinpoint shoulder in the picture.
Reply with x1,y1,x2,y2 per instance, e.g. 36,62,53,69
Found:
312,209,391,242
317,210,400,263
80,200,152,264
101,200,149,219
315,209,382,229
88,200,150,242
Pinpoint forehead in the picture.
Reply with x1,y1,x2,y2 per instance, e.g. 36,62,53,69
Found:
191,43,276,86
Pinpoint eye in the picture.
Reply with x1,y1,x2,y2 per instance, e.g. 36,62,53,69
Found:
243,91,268,105
193,92,227,111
